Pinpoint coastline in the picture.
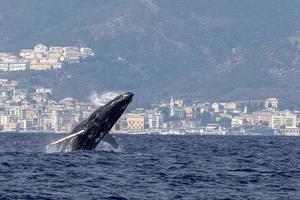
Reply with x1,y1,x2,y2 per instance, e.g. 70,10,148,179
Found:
0,129,299,136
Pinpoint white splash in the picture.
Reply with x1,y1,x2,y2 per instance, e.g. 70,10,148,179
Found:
45,144,59,154
97,141,123,153
89,91,123,106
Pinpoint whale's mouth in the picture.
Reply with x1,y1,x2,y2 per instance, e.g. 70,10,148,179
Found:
121,92,134,102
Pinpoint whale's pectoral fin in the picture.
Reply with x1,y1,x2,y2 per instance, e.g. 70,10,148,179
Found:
102,133,119,149
47,129,85,148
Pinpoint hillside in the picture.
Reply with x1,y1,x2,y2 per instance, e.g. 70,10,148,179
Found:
1,0,300,107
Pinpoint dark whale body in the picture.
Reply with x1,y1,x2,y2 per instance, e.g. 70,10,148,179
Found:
47,92,133,152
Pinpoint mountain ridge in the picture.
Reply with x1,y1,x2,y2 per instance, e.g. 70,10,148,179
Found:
1,0,300,107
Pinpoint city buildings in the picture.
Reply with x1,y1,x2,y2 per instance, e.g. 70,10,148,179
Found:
0,44,94,72
0,77,298,136
114,97,299,136
0,79,97,133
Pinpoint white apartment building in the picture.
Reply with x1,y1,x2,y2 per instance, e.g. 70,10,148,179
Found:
49,47,63,53
0,63,9,71
211,102,219,113
9,62,28,71
265,98,279,109
223,102,237,111
34,44,48,54
80,47,95,56
271,111,297,129
231,116,244,128
147,111,164,129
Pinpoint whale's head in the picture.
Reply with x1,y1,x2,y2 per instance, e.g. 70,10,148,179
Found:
87,92,134,133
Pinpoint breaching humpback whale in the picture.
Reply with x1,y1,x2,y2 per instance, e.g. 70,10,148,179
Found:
47,92,133,152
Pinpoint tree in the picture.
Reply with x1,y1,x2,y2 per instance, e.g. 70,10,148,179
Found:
200,111,212,126
219,117,232,128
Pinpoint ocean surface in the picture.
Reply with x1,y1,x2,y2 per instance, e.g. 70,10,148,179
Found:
0,133,300,200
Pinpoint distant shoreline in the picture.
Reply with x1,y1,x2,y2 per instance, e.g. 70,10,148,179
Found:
0,130,299,137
